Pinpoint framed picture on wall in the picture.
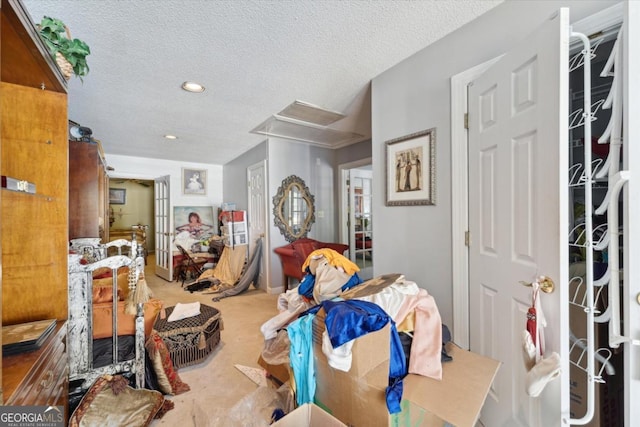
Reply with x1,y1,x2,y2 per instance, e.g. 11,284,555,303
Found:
182,168,207,195
385,128,436,206
109,188,126,205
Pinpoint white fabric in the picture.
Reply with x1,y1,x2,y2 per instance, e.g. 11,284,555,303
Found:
168,301,201,322
354,279,420,321
525,351,561,397
261,289,313,340
276,288,306,312
320,279,421,373
522,330,537,372
322,330,354,372
532,281,547,361
312,259,352,303
522,279,560,397
172,231,199,252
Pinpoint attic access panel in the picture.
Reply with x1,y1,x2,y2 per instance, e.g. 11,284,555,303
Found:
251,115,363,148
277,100,346,126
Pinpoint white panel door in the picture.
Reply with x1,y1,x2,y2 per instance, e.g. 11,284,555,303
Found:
248,160,267,289
469,9,569,426
154,175,172,281
622,3,640,425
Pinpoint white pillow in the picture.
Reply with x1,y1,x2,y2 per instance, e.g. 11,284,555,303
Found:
168,302,201,322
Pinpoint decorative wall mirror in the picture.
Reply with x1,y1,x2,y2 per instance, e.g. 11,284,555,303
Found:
273,175,315,242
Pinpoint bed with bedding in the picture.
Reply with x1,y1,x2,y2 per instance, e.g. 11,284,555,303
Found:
68,238,163,392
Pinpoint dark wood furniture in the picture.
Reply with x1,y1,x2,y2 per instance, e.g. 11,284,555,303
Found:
3,322,68,415
273,238,349,291
172,251,217,280
69,139,109,242
1,0,69,411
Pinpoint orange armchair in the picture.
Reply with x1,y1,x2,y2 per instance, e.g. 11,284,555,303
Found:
273,238,349,291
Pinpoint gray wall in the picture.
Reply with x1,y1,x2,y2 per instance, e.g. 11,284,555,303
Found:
371,0,617,329
223,140,268,212
267,139,336,289
335,139,372,166
223,136,372,291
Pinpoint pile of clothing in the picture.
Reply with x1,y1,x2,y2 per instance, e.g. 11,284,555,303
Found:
260,248,449,415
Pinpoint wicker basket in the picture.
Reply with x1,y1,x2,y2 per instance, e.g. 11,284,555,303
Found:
55,52,73,81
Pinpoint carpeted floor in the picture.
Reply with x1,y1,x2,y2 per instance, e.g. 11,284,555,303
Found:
145,255,280,426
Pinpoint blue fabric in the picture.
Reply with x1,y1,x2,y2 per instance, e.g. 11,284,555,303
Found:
297,269,315,298
341,272,363,291
321,299,407,413
287,314,316,406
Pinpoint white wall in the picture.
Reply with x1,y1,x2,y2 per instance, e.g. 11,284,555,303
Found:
106,154,224,233
371,0,617,329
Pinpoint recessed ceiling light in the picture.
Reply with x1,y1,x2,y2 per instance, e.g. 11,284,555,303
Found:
181,81,205,93
164,134,178,140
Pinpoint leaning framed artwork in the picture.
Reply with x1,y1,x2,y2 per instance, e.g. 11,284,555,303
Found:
385,128,436,206
174,206,215,241
182,168,207,195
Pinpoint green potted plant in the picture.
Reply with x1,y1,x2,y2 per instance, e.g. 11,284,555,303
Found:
38,16,90,81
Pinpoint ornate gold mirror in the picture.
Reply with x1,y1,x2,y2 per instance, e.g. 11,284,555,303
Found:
273,175,315,242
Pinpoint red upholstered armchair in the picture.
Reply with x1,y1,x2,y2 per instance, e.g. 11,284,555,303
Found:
273,238,349,291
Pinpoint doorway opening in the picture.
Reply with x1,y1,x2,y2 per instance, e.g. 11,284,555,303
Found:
107,177,155,254
339,158,373,280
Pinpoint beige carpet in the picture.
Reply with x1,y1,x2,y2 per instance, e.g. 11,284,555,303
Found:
145,255,280,426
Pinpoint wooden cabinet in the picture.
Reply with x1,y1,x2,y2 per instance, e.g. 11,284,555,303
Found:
69,139,109,241
1,0,69,408
3,322,68,416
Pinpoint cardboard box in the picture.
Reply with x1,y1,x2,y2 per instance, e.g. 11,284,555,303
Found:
272,403,347,427
257,354,290,386
219,210,244,223
312,313,500,427
569,361,623,427
312,308,390,380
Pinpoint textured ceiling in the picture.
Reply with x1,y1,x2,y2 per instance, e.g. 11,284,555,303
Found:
23,0,503,165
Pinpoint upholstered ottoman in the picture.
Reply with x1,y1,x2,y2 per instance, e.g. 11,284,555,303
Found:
153,304,222,369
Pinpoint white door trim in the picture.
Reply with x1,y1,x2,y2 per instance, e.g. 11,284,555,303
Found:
450,57,500,350
338,157,372,247
247,160,270,291
154,175,172,281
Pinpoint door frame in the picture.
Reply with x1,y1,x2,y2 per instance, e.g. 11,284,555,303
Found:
450,57,500,350
153,175,172,281
247,160,270,291
338,157,372,248
108,172,169,278
450,2,624,352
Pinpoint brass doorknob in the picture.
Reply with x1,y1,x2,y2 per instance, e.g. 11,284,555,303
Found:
520,275,555,294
